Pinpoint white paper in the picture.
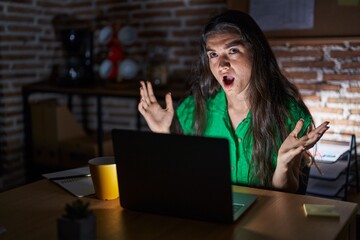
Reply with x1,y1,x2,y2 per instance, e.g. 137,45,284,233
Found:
310,143,349,163
43,166,95,197
249,0,315,31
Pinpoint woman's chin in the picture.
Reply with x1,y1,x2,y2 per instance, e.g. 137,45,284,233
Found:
222,81,235,91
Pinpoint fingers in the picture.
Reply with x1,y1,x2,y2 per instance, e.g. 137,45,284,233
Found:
139,81,151,113
140,81,157,104
302,121,330,149
140,81,150,104
165,92,173,112
307,121,329,140
138,101,146,114
315,121,330,136
285,145,305,160
280,123,305,154
284,120,329,153
138,97,149,113
278,120,330,169
146,81,157,103
291,119,304,139
138,81,172,114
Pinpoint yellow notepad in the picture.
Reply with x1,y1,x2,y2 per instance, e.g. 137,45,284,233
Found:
303,204,340,217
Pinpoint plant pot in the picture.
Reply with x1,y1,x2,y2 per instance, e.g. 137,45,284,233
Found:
57,213,96,240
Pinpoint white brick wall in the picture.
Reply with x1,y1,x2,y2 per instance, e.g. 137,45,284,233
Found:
271,39,360,142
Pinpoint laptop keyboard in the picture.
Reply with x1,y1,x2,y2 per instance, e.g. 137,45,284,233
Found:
233,203,245,212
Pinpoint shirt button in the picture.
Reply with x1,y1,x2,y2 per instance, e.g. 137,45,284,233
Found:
231,167,234,171
238,138,241,142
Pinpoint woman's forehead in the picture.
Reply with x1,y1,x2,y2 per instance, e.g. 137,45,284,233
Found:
206,32,244,47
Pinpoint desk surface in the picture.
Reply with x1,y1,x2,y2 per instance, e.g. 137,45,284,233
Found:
0,180,358,240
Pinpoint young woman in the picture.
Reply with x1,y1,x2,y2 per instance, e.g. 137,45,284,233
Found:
138,10,329,193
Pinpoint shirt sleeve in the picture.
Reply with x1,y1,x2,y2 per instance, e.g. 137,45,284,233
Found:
175,96,195,135
286,100,313,137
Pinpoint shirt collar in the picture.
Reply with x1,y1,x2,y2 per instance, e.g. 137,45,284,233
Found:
207,88,227,114
207,89,252,123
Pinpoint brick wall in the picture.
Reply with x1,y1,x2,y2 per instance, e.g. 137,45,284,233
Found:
271,38,360,142
0,0,69,189
0,0,359,190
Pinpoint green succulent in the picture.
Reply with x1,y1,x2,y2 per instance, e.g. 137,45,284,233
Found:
63,199,92,220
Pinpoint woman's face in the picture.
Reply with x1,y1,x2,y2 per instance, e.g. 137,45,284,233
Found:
206,31,252,98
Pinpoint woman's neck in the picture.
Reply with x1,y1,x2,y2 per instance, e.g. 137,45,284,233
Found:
226,95,249,130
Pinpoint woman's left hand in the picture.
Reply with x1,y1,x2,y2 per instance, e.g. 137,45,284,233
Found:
272,119,329,192
278,119,330,167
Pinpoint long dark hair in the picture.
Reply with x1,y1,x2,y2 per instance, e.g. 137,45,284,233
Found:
189,10,313,186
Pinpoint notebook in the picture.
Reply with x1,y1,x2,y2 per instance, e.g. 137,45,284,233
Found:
111,129,257,223
303,204,340,218
42,166,94,197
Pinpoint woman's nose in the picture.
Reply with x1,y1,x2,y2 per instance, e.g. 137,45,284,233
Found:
218,55,230,70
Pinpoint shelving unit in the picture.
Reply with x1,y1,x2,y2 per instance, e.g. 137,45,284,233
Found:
22,80,186,180
306,135,359,200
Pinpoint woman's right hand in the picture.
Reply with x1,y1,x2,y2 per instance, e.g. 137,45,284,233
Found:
138,81,174,133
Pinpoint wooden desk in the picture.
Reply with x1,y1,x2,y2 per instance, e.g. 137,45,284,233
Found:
0,180,357,240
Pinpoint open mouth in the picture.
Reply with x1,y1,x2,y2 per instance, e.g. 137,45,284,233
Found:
223,75,235,86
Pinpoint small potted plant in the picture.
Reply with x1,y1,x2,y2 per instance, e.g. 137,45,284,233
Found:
57,199,96,240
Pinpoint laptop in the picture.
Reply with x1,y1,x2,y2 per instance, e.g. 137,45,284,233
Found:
111,129,257,223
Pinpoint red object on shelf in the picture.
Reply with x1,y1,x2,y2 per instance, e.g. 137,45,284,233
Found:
107,44,124,62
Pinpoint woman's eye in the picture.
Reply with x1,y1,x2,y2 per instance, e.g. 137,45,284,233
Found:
229,48,239,54
208,52,217,59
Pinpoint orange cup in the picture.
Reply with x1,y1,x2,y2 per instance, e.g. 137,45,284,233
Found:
88,156,119,200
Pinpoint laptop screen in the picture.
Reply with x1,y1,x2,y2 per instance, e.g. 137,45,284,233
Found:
112,129,251,223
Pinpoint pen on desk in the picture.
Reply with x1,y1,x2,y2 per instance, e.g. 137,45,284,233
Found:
48,173,91,181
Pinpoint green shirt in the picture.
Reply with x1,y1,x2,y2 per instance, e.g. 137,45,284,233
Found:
176,89,312,186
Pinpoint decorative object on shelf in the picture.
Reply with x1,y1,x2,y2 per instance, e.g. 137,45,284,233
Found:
146,46,169,86
97,23,138,83
98,25,113,45
99,59,113,80
98,24,124,82
57,199,96,240
52,14,94,87
117,25,137,46
118,58,139,81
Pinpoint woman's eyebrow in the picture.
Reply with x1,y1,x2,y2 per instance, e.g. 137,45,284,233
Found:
206,46,214,52
224,39,245,49
206,39,245,52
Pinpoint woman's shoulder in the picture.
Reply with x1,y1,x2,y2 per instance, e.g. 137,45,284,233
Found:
176,95,195,113
286,97,311,119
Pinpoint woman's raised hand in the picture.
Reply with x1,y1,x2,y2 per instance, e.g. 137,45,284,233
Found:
278,120,330,166
138,81,174,133
272,120,330,191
